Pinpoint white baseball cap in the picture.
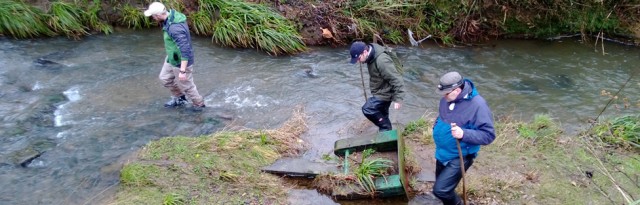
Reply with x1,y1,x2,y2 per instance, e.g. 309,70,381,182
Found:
144,2,166,17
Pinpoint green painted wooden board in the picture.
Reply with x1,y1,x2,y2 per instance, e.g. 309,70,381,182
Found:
332,174,405,199
333,130,399,156
397,130,410,198
374,174,405,198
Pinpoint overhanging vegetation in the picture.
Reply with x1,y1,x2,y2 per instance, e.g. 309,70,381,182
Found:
2,0,639,53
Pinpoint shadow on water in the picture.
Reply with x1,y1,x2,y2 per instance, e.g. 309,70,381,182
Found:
0,31,639,204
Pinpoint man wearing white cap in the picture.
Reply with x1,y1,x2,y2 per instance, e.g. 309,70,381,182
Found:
144,2,205,111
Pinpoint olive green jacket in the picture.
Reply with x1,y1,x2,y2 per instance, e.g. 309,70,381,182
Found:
366,43,405,102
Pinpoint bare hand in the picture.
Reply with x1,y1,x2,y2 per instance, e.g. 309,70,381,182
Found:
393,102,401,109
451,123,463,139
178,72,187,81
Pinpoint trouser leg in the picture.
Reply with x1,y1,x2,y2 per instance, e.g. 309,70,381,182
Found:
174,66,204,106
433,156,475,205
159,62,183,97
361,97,392,131
159,63,204,106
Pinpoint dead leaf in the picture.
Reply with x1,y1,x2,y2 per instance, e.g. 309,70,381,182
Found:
321,27,333,39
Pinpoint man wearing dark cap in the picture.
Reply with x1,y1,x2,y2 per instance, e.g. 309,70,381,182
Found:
349,41,405,132
432,71,495,205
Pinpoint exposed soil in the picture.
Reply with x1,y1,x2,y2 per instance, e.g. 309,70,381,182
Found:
247,0,356,46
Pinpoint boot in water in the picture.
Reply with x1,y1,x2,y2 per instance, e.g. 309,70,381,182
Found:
188,102,206,112
164,95,187,108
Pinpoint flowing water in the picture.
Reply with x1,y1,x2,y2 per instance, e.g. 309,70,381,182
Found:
0,29,638,205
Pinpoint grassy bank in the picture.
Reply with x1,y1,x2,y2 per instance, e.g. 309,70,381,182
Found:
240,0,640,46
108,107,640,204
3,0,639,54
108,107,307,204
404,114,640,204
1,0,304,55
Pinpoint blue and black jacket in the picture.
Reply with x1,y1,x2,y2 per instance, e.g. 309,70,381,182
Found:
432,79,495,162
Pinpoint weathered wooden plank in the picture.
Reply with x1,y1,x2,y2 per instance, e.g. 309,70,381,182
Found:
262,157,339,177
333,130,399,156
397,129,410,198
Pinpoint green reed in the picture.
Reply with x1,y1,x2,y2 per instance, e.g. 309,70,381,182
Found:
0,0,53,38
119,3,152,29
48,1,89,39
203,0,305,55
592,115,640,150
354,149,393,194
83,0,112,34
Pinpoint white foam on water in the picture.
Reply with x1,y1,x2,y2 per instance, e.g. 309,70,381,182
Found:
55,131,67,139
32,81,43,90
54,86,82,127
26,160,47,168
216,85,277,108
63,86,82,102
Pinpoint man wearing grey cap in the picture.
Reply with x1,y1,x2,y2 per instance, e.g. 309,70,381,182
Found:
432,71,495,205
349,41,405,132
144,2,205,111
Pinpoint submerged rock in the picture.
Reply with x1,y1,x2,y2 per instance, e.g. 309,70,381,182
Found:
10,147,43,168
302,64,319,78
550,74,574,89
511,80,540,93
34,58,65,70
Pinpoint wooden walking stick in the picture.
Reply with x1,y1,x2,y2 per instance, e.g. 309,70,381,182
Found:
359,63,368,101
452,123,467,205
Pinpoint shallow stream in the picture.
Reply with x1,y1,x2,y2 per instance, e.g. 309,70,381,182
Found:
0,29,638,204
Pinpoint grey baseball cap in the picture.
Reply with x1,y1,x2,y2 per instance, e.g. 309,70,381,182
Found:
436,71,464,95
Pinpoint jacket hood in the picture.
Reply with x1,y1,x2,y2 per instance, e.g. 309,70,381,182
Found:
452,79,478,102
167,10,186,24
371,43,385,59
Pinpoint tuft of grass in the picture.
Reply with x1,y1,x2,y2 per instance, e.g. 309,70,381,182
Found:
402,118,428,136
120,163,158,187
499,1,623,38
516,114,562,148
354,149,393,194
385,29,403,44
0,0,54,38
345,1,419,43
591,115,640,150
189,9,214,36
206,0,305,55
47,1,89,39
162,193,186,205
351,17,377,39
402,118,433,145
82,0,113,34
119,3,152,29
